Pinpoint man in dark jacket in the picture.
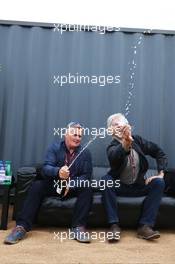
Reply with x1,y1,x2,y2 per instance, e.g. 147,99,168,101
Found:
102,113,167,241
4,122,93,244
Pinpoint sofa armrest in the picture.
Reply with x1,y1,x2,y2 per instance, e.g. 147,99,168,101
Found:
164,168,175,195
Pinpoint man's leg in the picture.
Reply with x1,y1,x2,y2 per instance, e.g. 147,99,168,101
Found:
71,186,93,228
136,178,165,240
101,174,125,242
16,180,49,231
139,178,165,227
101,174,120,224
102,175,165,241
63,184,93,243
4,180,53,244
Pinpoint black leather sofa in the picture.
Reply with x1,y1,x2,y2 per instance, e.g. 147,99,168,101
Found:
14,165,175,228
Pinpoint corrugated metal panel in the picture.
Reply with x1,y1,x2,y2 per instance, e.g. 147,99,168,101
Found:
0,21,175,172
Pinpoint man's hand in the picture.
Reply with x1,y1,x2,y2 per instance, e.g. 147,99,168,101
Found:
59,165,70,180
121,125,133,151
145,171,164,185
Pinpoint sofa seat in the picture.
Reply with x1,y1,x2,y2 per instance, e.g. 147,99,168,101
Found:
14,166,175,228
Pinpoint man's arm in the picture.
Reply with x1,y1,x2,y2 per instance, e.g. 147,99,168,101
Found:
135,135,168,173
42,142,61,179
107,144,130,166
107,124,133,167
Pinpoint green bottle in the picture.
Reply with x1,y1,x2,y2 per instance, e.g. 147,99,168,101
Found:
5,160,12,185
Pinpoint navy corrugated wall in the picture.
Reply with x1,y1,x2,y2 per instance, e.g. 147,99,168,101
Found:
0,22,175,172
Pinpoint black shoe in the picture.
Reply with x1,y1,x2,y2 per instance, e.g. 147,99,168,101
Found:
108,224,121,242
70,226,91,243
137,225,160,240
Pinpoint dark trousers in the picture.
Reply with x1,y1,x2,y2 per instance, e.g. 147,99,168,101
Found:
102,174,165,227
16,180,93,231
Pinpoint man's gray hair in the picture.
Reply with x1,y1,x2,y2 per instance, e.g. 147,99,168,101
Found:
107,113,128,128
67,121,83,129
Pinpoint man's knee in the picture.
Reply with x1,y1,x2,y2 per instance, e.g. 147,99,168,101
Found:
29,180,46,196
150,178,165,191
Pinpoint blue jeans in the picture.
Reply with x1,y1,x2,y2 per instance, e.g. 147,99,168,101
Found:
102,174,165,227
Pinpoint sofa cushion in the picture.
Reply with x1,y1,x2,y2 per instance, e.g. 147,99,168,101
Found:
37,193,175,228
15,166,175,228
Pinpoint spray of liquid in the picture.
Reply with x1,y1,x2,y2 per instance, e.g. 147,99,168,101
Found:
68,133,99,169
55,133,100,195
124,29,152,117
54,28,153,194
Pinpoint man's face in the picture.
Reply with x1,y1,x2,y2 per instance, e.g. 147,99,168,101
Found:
111,118,130,138
65,126,83,149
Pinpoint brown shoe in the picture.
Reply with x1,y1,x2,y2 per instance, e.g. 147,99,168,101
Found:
137,225,160,240
108,224,121,242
